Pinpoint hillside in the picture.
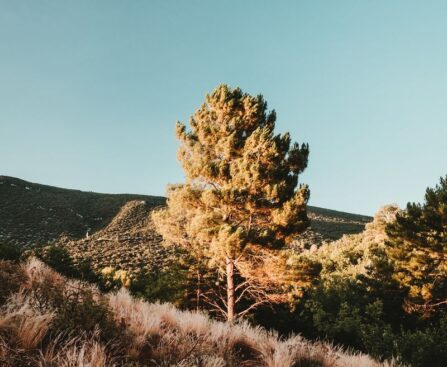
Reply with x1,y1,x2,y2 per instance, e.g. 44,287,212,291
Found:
0,176,372,276
0,176,165,248
58,200,172,277
0,175,371,247
0,257,399,367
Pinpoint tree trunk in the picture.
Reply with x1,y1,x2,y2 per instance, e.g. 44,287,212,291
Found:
196,269,201,311
226,257,235,322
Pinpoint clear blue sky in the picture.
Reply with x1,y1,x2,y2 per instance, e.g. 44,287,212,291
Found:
1,1,446,216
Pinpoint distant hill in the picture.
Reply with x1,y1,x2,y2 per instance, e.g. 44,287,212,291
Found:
0,176,372,274
0,176,164,248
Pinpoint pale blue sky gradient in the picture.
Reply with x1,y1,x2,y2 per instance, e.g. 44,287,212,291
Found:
1,1,446,215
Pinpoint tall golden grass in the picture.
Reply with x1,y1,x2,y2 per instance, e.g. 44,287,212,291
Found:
0,258,403,367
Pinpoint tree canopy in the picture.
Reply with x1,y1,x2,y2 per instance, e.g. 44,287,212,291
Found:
386,175,447,313
153,85,313,320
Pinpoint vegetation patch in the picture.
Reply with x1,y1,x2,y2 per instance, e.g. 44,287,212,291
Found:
0,258,399,367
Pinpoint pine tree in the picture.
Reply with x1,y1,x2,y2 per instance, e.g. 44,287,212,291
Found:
153,85,311,321
386,175,447,313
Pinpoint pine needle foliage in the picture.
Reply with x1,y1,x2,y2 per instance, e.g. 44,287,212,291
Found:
386,175,447,313
153,85,311,321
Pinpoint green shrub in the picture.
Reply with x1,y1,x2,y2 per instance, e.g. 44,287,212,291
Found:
34,245,98,282
394,315,447,367
35,245,75,275
28,270,120,342
52,285,119,340
0,243,22,261
130,261,189,305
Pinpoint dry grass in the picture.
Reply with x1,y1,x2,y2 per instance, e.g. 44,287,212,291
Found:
108,287,402,366
0,258,403,367
0,291,54,350
37,332,114,367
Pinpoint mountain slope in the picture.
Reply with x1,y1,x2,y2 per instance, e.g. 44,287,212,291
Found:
0,176,164,247
0,175,372,274
58,200,170,276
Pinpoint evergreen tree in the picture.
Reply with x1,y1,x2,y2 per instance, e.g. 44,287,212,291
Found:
386,175,447,313
153,85,312,321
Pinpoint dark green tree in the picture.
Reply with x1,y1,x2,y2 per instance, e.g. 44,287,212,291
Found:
386,175,447,313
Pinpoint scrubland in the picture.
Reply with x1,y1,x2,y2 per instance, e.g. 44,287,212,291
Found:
0,258,401,367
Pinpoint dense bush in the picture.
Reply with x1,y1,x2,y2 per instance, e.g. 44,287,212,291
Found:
0,243,22,261
26,260,120,342
394,314,447,367
130,262,189,306
34,244,98,282
52,285,120,340
251,203,447,366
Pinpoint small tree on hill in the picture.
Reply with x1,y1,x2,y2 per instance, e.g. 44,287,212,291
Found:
386,175,447,313
153,85,314,321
